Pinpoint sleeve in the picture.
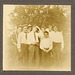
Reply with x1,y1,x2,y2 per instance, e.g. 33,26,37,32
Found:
17,33,21,49
39,31,44,39
40,39,46,51
36,26,41,31
48,39,53,51
61,32,64,49
36,33,40,43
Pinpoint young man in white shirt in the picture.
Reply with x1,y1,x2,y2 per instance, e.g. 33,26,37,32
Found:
49,25,54,40
40,31,53,66
17,26,28,65
26,25,40,67
45,25,54,40
52,26,64,62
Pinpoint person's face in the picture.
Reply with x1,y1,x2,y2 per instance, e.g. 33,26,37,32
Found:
49,26,52,31
41,28,45,32
33,27,37,32
53,26,58,32
28,27,32,32
23,27,27,33
44,33,49,38
17,27,22,33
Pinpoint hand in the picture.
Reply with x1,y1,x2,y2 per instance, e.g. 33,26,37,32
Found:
43,50,48,53
44,48,49,50
18,48,21,52
46,50,49,53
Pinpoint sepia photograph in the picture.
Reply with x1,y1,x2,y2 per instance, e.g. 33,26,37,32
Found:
3,5,71,71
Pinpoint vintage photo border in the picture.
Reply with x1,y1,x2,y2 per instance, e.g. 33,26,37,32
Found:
0,0,74,74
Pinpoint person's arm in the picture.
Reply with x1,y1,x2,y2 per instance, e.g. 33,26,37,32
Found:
36,26,41,31
41,45,48,52
40,40,47,52
9,31,17,46
61,32,64,51
12,39,17,46
46,48,52,53
42,48,47,52
46,39,53,53
8,32,15,44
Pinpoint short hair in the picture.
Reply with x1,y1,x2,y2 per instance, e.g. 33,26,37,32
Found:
48,25,52,27
27,25,32,31
17,25,22,29
44,31,49,35
53,25,58,29
23,26,27,29
28,24,32,29
28,24,32,27
53,25,58,28
21,26,27,31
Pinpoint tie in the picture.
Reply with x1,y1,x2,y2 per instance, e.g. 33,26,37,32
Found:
34,32,36,41
26,32,27,40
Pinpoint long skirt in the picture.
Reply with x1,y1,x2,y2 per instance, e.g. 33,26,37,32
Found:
41,50,52,67
52,42,62,64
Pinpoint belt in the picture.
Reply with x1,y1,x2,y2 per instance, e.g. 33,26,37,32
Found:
21,43,26,45
53,42,61,44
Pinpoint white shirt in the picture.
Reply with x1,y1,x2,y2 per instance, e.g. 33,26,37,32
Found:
17,31,27,49
49,31,54,41
26,31,39,44
52,31,64,48
40,37,53,51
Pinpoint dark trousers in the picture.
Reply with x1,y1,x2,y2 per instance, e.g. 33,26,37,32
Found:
18,44,28,65
28,44,39,66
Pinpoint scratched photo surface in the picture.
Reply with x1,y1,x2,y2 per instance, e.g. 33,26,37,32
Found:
3,5,71,71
